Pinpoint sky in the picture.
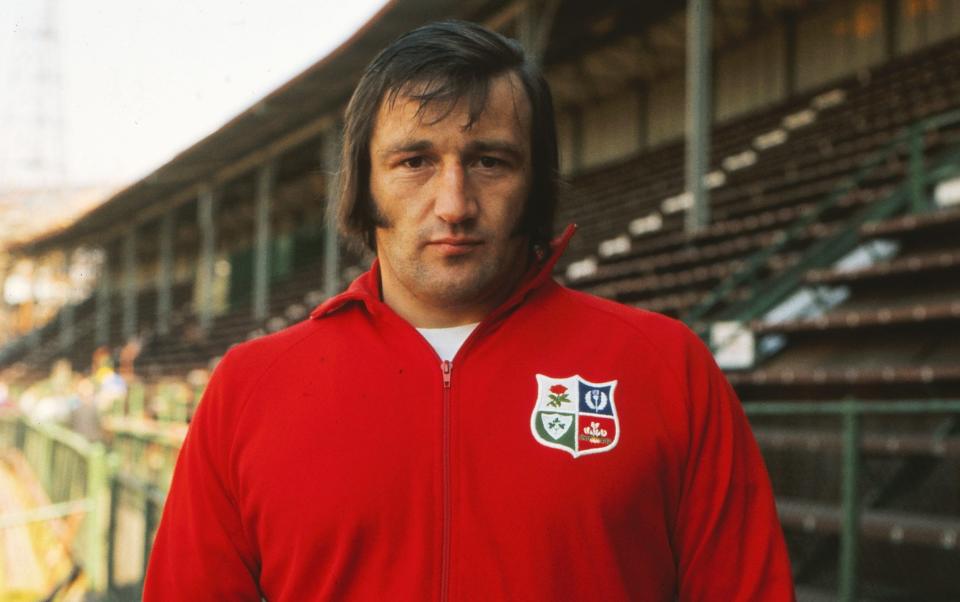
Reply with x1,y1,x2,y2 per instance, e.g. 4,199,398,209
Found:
0,0,388,189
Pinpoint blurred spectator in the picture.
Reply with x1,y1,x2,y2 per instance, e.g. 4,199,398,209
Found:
92,346,127,413
186,368,211,423
18,359,77,422
119,336,143,382
91,346,111,378
69,378,104,443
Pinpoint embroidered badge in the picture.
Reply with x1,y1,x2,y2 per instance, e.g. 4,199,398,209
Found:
530,374,619,457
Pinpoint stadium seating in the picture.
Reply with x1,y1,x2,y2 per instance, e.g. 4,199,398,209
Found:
133,257,333,379
553,34,960,597
561,33,960,362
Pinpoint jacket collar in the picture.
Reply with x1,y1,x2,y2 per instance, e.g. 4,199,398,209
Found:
310,224,577,321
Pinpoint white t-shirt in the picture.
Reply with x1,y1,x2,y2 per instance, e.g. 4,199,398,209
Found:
416,323,480,362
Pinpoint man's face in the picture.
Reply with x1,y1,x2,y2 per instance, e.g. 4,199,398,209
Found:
368,72,532,326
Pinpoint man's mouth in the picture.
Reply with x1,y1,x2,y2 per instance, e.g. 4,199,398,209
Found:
427,237,483,256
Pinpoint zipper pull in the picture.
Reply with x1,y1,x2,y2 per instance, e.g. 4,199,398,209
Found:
441,360,452,388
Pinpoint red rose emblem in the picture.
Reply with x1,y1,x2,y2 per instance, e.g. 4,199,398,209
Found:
546,383,572,407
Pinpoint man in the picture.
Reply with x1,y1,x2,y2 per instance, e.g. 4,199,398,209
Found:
145,20,794,600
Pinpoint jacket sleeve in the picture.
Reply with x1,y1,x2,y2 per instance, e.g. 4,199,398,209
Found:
671,331,795,601
143,352,262,601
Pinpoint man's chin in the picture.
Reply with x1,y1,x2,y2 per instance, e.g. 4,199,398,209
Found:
420,273,496,306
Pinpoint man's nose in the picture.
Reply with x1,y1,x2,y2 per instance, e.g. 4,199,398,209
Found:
434,163,476,224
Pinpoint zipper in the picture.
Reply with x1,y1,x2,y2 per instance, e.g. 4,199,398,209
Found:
440,359,452,602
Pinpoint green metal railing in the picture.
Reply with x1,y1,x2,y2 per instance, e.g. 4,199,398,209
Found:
0,378,193,598
110,425,182,487
684,109,960,329
0,414,109,595
0,412,182,600
744,398,960,602
4,395,959,601
106,470,166,601
117,380,203,424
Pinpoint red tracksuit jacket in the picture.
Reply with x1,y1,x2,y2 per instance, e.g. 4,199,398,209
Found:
144,227,794,600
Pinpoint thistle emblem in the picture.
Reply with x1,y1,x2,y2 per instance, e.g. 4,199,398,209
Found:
546,384,571,407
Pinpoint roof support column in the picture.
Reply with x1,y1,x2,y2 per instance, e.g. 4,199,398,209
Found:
95,251,110,347
685,0,713,234
783,10,798,97
156,211,174,336
518,0,560,65
883,0,898,60
58,294,75,351
197,186,217,334
322,124,341,299
58,250,75,350
253,160,276,321
122,228,138,341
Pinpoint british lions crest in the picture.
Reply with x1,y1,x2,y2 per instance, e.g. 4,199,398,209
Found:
530,374,619,458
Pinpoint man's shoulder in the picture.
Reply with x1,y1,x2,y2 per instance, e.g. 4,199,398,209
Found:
547,284,696,345
217,318,320,380
193,318,327,422
543,285,723,409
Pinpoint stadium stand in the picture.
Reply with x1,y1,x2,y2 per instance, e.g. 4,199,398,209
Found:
554,29,960,600
561,35,960,305
134,258,334,379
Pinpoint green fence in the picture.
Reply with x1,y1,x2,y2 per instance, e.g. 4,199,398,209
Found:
3,398,960,600
0,414,109,595
102,418,182,600
744,398,960,602
106,470,166,601
0,412,182,601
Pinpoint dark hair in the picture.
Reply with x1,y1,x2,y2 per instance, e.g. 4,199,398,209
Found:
337,19,559,252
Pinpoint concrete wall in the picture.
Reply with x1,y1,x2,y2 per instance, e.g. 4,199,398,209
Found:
174,254,194,284
647,74,685,147
796,0,886,91
898,0,960,54
716,29,787,122
580,89,644,169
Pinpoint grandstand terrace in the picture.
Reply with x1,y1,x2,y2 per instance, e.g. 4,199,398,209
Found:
2,0,960,599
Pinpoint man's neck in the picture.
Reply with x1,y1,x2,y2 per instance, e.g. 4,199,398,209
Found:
378,256,531,329
380,283,509,328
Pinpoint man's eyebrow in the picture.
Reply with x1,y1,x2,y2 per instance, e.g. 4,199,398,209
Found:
377,138,525,160
464,139,524,160
379,140,433,158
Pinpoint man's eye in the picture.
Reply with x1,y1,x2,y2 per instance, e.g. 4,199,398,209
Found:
402,156,425,169
478,156,501,168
